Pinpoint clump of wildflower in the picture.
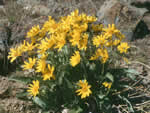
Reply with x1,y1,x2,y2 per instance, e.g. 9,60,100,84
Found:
27,80,40,97
76,80,92,99
8,9,131,109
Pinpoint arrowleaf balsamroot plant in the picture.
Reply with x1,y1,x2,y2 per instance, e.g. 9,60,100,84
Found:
8,10,136,112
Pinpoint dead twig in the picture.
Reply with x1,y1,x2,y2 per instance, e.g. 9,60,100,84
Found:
131,61,150,70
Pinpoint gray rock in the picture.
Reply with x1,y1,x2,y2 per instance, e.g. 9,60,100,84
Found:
32,4,50,16
77,0,97,15
17,0,40,6
45,0,99,19
96,0,148,40
17,0,41,12
143,13,150,30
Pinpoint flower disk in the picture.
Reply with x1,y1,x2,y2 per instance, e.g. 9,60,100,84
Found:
76,80,92,99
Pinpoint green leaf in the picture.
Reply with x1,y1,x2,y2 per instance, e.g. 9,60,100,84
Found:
89,63,96,70
16,92,28,100
118,95,134,112
124,69,139,80
8,76,32,84
64,78,73,89
98,94,105,99
105,72,114,82
124,69,139,75
123,97,134,112
33,97,47,109
42,111,50,113
126,73,136,80
58,72,65,85
68,106,83,113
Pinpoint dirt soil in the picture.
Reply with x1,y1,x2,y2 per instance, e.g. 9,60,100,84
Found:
0,71,40,113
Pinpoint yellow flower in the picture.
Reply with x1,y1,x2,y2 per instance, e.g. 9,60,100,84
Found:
36,58,46,73
42,64,55,81
78,33,88,50
100,49,109,63
92,24,103,32
113,39,120,46
70,51,80,67
93,35,107,47
76,80,92,99
37,39,48,54
80,13,97,23
22,57,36,70
103,24,120,39
86,15,97,23
90,48,109,63
43,16,58,34
27,25,40,38
102,82,112,89
69,30,81,46
71,9,79,17
38,29,46,40
90,48,102,60
79,23,88,32
45,36,56,49
54,33,66,51
117,42,130,54
24,42,36,52
8,44,25,62
115,32,125,40
27,80,40,97
105,40,113,47
37,36,55,54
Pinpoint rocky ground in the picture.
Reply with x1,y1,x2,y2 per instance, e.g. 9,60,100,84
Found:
0,0,150,112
